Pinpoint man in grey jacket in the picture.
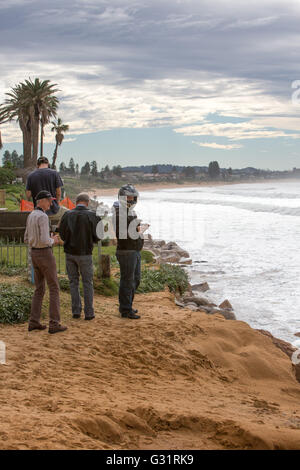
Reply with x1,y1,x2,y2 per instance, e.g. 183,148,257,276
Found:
24,190,67,334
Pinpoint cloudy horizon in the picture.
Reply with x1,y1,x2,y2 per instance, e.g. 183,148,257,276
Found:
1,0,300,170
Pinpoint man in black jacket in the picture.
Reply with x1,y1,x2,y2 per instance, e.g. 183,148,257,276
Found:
59,193,101,320
113,184,146,319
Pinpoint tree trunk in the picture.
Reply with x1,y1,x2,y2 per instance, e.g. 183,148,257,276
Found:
40,123,44,157
19,118,33,168
52,142,58,169
31,115,39,162
23,128,33,168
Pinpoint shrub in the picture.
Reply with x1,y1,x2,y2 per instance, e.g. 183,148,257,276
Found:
0,283,33,324
0,167,15,185
94,277,119,296
137,263,189,294
0,263,27,276
59,274,119,297
160,263,189,294
141,250,155,264
58,277,70,291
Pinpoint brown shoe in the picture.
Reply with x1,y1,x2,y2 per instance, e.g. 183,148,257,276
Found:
48,324,68,335
28,323,47,332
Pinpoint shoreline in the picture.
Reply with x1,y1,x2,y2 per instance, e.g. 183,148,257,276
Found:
89,177,300,351
88,177,299,198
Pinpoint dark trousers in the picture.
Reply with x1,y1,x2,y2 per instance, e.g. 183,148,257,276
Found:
66,254,94,318
30,248,60,327
116,250,141,314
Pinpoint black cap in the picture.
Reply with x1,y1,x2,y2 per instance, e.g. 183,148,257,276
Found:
37,156,49,166
36,190,56,201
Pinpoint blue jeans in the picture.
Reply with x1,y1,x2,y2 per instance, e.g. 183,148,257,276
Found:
116,250,141,314
66,254,94,318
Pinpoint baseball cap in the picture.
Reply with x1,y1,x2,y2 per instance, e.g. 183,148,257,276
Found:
37,156,49,166
36,190,56,201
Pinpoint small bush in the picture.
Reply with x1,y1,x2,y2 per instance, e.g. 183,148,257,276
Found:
138,268,165,293
137,263,189,294
59,274,119,297
0,167,15,185
141,250,155,264
0,264,27,276
58,277,70,291
0,283,33,324
94,277,119,296
160,264,189,294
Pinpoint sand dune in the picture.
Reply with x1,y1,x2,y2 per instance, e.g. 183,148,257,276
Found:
0,288,300,450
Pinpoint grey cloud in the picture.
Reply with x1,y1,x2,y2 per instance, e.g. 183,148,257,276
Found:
1,0,299,92
1,0,300,142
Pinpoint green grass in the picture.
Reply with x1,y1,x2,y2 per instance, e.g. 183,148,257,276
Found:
0,263,27,276
93,276,119,296
0,183,26,211
0,241,154,276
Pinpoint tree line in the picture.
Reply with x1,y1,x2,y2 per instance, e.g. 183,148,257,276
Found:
58,160,221,179
59,158,123,179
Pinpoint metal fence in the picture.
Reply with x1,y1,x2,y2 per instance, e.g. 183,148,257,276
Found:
0,239,67,274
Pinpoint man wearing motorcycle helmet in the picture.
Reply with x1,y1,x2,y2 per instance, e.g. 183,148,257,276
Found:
113,184,145,319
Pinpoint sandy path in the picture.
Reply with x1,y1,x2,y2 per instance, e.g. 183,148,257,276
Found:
1,287,300,449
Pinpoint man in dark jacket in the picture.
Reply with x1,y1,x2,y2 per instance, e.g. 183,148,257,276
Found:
59,193,101,320
26,156,67,223
113,184,146,319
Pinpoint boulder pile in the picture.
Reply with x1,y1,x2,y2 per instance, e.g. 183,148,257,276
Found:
143,234,192,265
144,235,236,321
175,292,236,321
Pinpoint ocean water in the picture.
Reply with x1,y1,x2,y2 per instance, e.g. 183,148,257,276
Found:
99,181,300,345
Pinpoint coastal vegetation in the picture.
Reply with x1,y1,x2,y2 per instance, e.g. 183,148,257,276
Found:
0,283,33,324
137,264,189,295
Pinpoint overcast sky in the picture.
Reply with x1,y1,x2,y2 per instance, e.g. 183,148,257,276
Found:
1,0,300,169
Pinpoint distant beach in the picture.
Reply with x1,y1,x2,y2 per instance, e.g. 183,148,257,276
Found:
88,178,299,198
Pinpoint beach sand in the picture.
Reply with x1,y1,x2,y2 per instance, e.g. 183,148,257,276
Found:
88,180,242,198
87,178,300,198
1,281,300,450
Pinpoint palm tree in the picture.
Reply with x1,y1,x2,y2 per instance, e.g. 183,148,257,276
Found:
51,118,69,169
40,95,58,156
0,83,33,167
0,78,59,168
0,115,6,150
21,78,58,160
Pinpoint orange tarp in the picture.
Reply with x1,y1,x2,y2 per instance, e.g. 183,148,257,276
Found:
60,197,75,209
20,200,34,211
20,196,75,211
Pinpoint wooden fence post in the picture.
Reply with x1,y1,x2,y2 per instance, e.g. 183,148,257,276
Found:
0,190,5,208
97,240,111,278
101,255,111,278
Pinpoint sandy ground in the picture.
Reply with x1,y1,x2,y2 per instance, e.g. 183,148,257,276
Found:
88,178,297,198
88,181,226,198
1,280,300,450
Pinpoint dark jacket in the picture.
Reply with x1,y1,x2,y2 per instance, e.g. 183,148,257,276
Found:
59,205,101,255
113,201,144,252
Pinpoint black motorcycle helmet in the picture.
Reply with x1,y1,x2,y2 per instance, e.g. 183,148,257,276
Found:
118,184,139,208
